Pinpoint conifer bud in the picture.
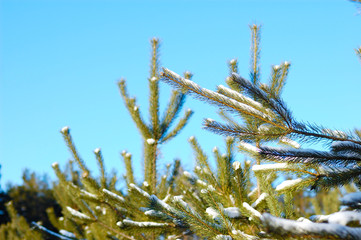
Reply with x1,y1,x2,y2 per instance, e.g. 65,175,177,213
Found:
146,138,155,145
232,161,241,170
61,126,69,134
82,171,89,178
225,76,232,84
125,152,132,158
273,65,280,70
284,61,290,66
52,162,59,168
184,71,193,79
212,147,218,153
183,171,192,178
226,136,234,142
188,136,195,141
230,59,237,65
94,148,101,154
151,37,159,44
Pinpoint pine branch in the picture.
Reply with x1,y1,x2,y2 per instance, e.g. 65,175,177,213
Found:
121,151,135,185
94,148,106,188
118,80,152,138
259,146,361,166
203,118,286,141
60,127,89,173
161,68,284,129
161,108,193,143
261,213,361,239
249,24,261,84
160,90,186,137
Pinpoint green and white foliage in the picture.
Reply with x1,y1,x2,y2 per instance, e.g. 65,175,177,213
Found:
158,25,361,238
0,202,43,240
118,38,193,194
161,25,361,190
36,39,193,240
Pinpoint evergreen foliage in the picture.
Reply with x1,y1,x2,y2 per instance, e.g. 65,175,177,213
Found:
33,38,193,240
4,170,61,231
1,19,361,240
159,25,361,239
118,38,193,194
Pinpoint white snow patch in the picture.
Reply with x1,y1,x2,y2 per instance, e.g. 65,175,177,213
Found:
123,219,168,227
206,207,219,219
224,207,242,218
196,179,207,187
94,148,101,154
150,77,157,82
328,211,361,226
61,126,69,134
143,181,149,187
232,161,241,170
243,202,262,218
230,59,237,65
297,217,312,223
215,235,232,240
252,193,268,208
125,152,132,158
102,189,125,202
229,194,235,205
80,189,97,199
129,183,150,198
252,163,289,172
66,206,92,220
133,106,138,111
52,162,59,168
280,137,301,149
189,136,195,141
275,178,303,192
183,171,192,178
239,141,260,154
248,188,258,198
201,189,208,194
59,230,76,238
146,138,155,145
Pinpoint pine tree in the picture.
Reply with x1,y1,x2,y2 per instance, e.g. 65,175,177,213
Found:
2,19,361,240
34,38,194,240
159,25,361,239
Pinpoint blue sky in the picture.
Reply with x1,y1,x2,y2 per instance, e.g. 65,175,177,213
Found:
1,0,360,187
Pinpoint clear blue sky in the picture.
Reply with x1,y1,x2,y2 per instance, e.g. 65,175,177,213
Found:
1,0,360,187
